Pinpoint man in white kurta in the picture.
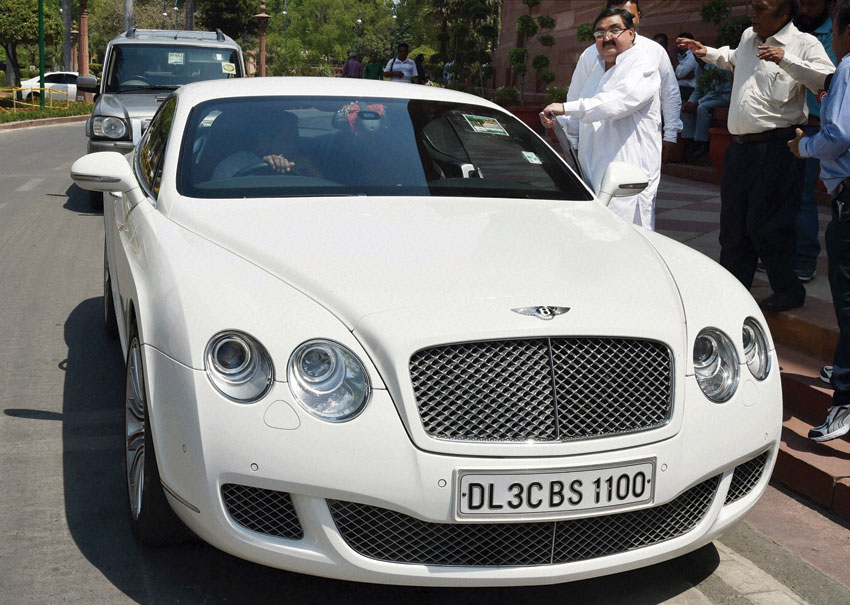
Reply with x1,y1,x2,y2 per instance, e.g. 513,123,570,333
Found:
542,9,662,229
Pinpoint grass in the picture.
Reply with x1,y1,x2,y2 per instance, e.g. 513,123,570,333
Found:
0,100,93,124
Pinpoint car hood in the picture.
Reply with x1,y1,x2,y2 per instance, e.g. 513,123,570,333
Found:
168,196,683,329
93,91,168,120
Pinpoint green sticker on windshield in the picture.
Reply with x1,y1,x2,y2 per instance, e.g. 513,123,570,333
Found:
464,114,508,135
222,62,236,74
168,52,185,65
522,151,542,164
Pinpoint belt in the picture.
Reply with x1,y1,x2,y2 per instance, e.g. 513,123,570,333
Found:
730,126,802,145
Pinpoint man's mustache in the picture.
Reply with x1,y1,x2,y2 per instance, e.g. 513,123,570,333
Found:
603,40,617,48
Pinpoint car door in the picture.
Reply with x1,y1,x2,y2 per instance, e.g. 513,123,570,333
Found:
43,73,65,100
111,96,176,338
65,73,78,101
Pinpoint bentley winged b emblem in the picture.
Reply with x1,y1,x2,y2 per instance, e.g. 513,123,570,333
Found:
511,306,571,321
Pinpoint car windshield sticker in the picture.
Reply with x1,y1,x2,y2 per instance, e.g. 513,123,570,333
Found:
215,53,223,61
522,151,542,164
222,62,236,75
463,114,508,136
168,52,185,65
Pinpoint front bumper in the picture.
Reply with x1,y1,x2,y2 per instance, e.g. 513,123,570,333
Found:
143,345,782,586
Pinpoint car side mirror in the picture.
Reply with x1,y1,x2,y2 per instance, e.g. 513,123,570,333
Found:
77,74,98,92
596,162,648,207
70,152,139,194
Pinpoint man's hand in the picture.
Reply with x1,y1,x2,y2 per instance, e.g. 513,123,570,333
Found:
676,38,707,58
662,141,676,164
787,128,805,159
757,46,785,64
263,154,297,173
682,101,698,113
539,103,565,130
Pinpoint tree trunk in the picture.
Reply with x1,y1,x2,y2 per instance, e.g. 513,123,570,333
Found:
62,0,72,70
124,0,134,32
5,43,15,87
185,0,194,30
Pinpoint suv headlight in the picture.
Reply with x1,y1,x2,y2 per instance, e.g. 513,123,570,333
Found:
743,318,771,380
92,116,129,140
693,328,739,402
205,331,273,402
287,340,371,422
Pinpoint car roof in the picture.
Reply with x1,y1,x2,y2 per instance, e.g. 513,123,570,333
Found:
174,77,504,112
109,28,241,50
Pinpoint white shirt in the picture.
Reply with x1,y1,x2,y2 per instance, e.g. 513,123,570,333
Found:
568,34,681,144
384,57,417,83
702,22,834,135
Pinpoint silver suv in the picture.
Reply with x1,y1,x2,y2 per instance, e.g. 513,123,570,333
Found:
79,28,245,207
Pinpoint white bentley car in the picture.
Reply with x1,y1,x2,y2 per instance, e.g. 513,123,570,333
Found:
71,78,781,586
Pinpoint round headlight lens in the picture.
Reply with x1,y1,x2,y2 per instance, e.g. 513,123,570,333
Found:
288,339,370,422
205,331,273,402
743,318,771,380
94,116,128,139
693,328,739,402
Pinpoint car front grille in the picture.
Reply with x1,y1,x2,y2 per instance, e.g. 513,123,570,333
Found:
221,484,303,539
409,337,673,442
724,451,769,505
329,476,718,566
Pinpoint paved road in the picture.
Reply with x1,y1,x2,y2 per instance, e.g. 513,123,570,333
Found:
1,123,849,604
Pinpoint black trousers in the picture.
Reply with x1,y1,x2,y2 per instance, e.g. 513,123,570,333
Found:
719,139,806,299
826,200,850,406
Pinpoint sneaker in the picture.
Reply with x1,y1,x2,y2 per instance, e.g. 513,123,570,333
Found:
821,365,833,385
808,404,850,442
756,260,766,273
759,292,805,312
796,268,816,282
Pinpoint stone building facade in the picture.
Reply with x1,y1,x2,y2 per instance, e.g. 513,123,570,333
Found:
492,0,751,106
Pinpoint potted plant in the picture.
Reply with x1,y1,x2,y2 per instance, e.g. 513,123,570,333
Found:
508,0,556,131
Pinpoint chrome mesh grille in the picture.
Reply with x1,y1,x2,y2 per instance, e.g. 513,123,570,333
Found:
329,476,718,566
221,484,303,539
410,338,673,442
724,452,768,505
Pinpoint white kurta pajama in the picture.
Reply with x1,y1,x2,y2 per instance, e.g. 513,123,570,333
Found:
559,45,662,229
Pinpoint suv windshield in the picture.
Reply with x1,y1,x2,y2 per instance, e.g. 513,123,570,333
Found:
105,44,241,92
178,96,591,201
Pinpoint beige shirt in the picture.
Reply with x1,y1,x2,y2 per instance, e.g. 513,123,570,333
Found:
703,21,834,135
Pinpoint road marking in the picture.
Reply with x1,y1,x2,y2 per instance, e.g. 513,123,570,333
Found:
713,542,809,604
15,178,44,192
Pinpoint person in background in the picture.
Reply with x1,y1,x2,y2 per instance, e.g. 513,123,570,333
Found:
541,8,662,229
681,59,733,160
341,51,363,78
363,52,383,80
565,0,681,165
653,32,669,48
676,31,698,100
384,42,419,83
443,59,455,84
792,0,837,283
677,0,834,312
788,0,850,441
414,54,428,84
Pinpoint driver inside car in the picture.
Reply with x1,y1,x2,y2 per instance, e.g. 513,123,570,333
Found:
212,109,321,179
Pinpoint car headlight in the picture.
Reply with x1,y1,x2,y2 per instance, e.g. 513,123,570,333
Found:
742,318,771,380
92,116,129,140
287,339,371,422
205,331,273,402
693,328,739,402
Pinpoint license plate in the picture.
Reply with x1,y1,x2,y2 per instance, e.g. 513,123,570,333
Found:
457,460,655,520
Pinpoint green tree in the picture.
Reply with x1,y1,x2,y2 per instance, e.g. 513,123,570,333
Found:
0,0,64,86
195,0,257,40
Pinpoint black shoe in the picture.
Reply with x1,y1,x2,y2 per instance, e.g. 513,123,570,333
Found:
759,292,805,313
795,267,816,282
686,141,709,161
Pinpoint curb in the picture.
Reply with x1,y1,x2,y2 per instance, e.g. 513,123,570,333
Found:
0,114,88,131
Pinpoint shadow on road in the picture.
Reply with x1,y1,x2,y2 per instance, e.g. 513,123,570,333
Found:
61,183,100,215
59,297,720,603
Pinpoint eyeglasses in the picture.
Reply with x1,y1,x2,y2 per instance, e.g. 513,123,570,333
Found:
592,27,629,40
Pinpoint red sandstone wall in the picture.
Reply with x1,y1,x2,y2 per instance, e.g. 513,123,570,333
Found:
492,0,750,106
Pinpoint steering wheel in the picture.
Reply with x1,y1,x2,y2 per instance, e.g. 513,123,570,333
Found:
232,161,300,177
122,75,152,87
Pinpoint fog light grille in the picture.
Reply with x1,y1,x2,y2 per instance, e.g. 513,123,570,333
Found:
724,452,768,505
329,476,718,566
221,484,303,539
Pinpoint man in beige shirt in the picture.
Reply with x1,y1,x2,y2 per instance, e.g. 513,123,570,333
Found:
678,0,834,312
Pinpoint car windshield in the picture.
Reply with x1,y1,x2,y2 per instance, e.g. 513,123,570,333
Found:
177,96,592,201
105,44,241,93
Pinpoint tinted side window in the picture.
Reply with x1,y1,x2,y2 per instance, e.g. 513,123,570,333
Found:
137,96,177,198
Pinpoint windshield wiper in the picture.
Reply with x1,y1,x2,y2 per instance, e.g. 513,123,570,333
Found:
118,84,181,92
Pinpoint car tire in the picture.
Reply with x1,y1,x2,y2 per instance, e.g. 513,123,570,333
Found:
90,191,103,212
103,245,119,339
124,329,187,545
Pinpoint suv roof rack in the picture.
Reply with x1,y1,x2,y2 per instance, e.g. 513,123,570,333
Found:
116,28,237,44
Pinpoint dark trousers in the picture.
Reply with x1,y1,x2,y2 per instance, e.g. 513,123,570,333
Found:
826,205,850,406
719,139,806,299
